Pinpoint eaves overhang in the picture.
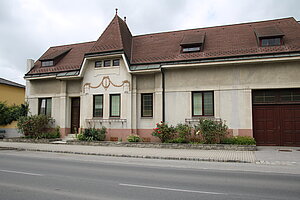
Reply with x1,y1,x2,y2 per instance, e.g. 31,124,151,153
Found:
24,70,80,80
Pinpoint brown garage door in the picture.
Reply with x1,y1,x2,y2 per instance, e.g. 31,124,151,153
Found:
253,89,300,146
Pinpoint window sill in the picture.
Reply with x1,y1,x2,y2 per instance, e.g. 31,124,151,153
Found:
140,116,153,119
95,66,120,70
86,118,126,124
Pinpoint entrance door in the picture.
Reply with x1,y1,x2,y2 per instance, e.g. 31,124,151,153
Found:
71,97,80,134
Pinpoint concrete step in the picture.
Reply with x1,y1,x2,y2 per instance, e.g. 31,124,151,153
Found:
62,134,77,142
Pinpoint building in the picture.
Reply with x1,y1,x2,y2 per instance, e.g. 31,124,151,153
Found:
0,78,25,137
25,13,300,146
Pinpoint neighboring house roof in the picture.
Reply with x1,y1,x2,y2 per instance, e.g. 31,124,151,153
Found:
26,15,300,76
0,78,25,88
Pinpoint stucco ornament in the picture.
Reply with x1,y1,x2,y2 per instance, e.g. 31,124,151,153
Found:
83,76,130,94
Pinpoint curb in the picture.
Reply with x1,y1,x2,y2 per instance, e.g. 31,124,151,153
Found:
1,139,257,151
3,147,253,163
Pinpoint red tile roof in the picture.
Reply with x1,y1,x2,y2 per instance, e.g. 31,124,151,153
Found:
131,17,300,64
27,41,95,74
88,14,132,59
27,16,300,75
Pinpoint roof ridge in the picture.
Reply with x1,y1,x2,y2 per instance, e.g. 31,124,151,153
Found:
133,17,295,38
116,15,124,49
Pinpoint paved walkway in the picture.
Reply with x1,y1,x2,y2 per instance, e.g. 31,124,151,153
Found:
0,141,299,165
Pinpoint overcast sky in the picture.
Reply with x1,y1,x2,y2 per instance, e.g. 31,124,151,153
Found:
0,0,299,85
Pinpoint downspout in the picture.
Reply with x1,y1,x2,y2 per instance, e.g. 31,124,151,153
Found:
161,68,165,122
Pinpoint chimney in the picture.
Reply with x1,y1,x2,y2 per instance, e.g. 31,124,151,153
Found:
26,59,34,72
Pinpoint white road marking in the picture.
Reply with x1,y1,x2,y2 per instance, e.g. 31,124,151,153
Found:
119,183,227,195
0,169,44,176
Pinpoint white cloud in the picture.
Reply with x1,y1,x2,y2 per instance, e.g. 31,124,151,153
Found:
0,0,299,85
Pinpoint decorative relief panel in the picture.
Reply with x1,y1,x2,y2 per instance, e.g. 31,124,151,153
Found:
84,76,130,94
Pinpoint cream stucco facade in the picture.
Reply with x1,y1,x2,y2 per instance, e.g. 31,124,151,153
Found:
25,54,300,141
24,16,300,145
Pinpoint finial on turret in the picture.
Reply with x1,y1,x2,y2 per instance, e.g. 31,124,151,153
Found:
124,16,126,22
115,8,118,15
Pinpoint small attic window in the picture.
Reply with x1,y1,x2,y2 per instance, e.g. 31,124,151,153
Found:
261,38,282,47
180,33,205,53
41,60,54,67
254,26,284,47
39,48,71,67
182,46,201,53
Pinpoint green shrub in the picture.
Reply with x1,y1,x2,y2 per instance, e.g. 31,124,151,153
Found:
175,123,192,143
152,121,176,143
0,101,28,126
221,136,256,145
166,137,187,143
76,133,86,141
17,115,54,138
37,131,60,139
195,119,228,144
127,134,141,142
79,127,107,141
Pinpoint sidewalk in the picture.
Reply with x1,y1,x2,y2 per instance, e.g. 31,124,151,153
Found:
0,141,299,164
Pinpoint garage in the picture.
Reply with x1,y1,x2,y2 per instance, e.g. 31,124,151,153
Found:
253,89,300,146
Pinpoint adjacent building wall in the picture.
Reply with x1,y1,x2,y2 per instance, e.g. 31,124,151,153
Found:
0,84,25,137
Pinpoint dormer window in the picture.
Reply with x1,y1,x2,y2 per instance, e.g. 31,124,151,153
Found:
255,26,284,47
41,60,54,67
261,37,282,47
182,46,201,53
39,48,71,67
180,33,205,53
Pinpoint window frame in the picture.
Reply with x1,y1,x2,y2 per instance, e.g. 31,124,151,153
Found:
103,60,111,67
192,91,214,117
38,98,52,116
110,94,121,118
95,61,102,68
41,60,54,67
182,46,201,53
113,59,120,66
260,37,282,47
252,89,300,105
93,94,103,117
141,93,153,117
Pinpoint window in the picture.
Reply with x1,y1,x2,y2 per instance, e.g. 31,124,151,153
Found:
95,61,102,68
141,93,153,117
192,91,214,116
41,60,54,67
253,89,300,104
110,94,120,117
261,37,281,47
93,95,103,117
182,46,201,53
104,60,111,67
113,59,120,66
180,33,205,53
38,98,52,116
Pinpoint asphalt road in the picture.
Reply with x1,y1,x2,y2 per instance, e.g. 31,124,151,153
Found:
0,150,299,200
